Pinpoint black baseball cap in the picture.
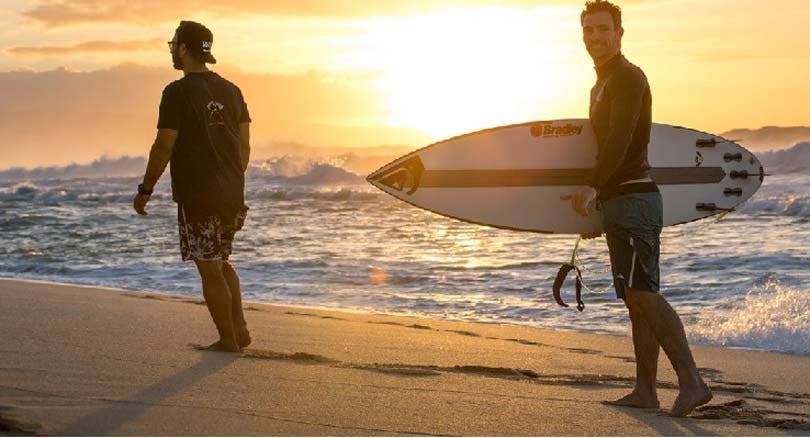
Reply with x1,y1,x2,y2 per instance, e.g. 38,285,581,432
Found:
176,20,216,64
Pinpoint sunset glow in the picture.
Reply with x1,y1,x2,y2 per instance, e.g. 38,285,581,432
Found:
1,0,810,167
333,7,576,137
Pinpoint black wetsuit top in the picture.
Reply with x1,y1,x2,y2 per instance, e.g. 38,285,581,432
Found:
587,53,655,200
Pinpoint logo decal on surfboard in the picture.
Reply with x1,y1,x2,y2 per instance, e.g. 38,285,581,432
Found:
529,122,583,138
369,155,425,195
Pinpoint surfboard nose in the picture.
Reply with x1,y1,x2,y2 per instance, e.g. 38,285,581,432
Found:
366,155,425,195
366,167,383,182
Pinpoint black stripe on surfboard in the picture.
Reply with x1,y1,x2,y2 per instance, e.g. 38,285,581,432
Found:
410,167,726,188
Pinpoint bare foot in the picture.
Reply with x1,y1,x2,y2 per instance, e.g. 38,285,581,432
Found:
204,340,241,353
237,327,252,349
671,383,713,417
602,391,660,409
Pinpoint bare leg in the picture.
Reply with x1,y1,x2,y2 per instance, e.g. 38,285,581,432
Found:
604,300,660,408
194,259,240,352
625,287,712,416
222,261,251,348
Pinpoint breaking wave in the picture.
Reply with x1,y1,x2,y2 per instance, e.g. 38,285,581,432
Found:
0,156,146,181
247,156,363,185
739,191,810,218
758,142,810,174
691,280,810,354
0,155,365,188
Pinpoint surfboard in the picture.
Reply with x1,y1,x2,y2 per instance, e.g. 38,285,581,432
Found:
366,120,764,234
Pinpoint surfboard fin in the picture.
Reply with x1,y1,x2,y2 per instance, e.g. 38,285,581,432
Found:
696,203,734,212
696,138,741,148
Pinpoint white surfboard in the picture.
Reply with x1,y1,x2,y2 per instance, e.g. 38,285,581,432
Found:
367,120,764,234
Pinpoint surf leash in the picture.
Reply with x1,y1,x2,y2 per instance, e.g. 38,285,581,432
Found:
552,210,732,311
573,249,614,295
551,236,585,312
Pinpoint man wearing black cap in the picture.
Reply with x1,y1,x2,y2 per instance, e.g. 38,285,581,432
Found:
133,20,252,352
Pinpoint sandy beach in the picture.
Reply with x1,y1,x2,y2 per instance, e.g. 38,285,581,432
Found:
0,278,808,436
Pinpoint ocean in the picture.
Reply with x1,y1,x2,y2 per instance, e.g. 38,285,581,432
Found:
1,143,808,355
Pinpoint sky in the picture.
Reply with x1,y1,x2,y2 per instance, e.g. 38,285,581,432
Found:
2,0,810,168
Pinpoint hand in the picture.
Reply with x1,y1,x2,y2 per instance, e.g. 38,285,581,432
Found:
133,193,150,216
560,187,598,217
581,231,602,240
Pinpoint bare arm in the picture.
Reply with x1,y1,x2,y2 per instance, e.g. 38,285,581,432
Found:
133,128,178,215
239,122,251,172
141,129,179,189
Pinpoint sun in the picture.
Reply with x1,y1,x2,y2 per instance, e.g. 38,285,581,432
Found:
334,6,582,139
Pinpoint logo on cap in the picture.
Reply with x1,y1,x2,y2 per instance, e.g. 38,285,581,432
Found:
202,41,212,52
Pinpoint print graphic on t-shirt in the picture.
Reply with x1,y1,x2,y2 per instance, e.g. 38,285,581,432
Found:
206,100,225,126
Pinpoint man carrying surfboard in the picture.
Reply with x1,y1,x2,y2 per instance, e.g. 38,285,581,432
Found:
561,0,713,416
132,21,252,353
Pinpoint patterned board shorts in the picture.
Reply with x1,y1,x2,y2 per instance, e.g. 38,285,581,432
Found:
602,191,663,300
178,204,247,262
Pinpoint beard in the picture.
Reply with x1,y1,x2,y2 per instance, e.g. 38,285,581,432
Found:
171,50,183,70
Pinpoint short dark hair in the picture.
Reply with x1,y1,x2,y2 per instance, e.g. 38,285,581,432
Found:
580,0,622,30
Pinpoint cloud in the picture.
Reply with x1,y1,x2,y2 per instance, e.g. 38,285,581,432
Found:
0,63,428,168
8,38,165,56
21,0,573,27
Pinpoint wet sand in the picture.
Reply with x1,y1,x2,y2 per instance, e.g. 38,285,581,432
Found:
0,278,808,435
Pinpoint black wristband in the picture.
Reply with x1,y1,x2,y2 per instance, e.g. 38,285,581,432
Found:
137,183,153,196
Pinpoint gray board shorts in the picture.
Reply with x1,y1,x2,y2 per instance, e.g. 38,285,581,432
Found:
602,191,663,300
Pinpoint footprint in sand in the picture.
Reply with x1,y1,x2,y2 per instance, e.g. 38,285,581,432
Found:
447,330,481,337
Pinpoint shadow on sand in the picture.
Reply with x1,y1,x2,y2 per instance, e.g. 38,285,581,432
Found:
60,351,235,435
604,404,718,436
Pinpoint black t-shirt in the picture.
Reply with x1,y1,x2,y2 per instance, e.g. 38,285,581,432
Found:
157,71,250,221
